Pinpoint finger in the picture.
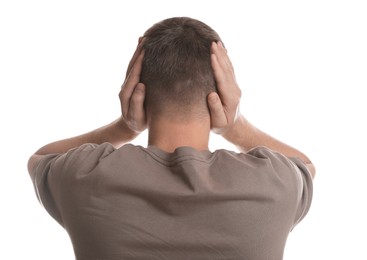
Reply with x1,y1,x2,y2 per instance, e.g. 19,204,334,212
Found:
211,51,226,89
207,92,228,131
218,41,227,52
211,41,234,75
127,50,144,83
127,83,146,131
121,51,144,119
211,48,233,98
211,42,238,100
126,37,145,78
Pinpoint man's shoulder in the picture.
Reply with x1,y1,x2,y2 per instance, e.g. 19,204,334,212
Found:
213,146,284,164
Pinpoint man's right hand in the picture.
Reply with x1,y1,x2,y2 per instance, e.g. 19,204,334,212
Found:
208,41,242,135
119,37,147,134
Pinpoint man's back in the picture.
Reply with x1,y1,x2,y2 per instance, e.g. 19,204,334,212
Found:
28,17,315,259
33,143,312,260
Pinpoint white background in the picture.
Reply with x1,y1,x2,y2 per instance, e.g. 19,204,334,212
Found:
1,0,366,259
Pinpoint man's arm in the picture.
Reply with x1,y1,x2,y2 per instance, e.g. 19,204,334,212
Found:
28,38,147,176
221,115,316,178
27,118,138,173
207,41,315,178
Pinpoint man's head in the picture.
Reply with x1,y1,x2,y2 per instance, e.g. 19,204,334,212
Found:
141,17,221,122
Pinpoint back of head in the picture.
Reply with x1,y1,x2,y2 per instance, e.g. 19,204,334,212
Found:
141,17,221,121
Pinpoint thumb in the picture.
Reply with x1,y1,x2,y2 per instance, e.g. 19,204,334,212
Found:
208,92,228,131
127,83,147,132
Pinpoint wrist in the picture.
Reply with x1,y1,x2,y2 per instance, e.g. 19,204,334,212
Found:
96,117,140,148
115,117,141,140
221,115,249,149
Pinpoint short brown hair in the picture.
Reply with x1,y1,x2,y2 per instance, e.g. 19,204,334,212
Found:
141,17,221,120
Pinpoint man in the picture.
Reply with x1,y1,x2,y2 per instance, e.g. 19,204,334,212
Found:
28,17,315,260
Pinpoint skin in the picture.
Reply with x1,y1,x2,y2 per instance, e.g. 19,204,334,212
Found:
28,39,315,179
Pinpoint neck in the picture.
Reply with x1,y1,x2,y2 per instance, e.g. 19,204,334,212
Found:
147,117,211,153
